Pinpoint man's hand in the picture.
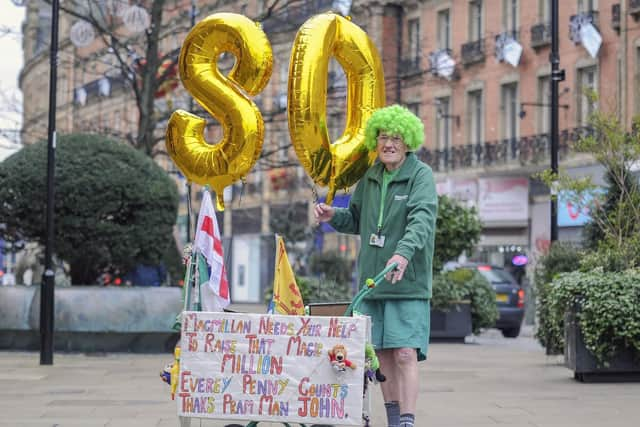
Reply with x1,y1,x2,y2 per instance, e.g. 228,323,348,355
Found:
314,203,335,223
385,254,409,284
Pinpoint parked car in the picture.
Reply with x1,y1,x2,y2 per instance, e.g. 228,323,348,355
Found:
463,263,525,338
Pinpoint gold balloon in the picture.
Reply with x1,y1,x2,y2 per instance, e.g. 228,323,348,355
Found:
166,13,273,210
288,12,385,204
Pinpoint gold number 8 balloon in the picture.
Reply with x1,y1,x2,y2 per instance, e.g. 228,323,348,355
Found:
166,13,273,210
288,12,386,204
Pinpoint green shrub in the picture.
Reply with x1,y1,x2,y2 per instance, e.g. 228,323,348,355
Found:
534,242,583,353
264,275,353,306
308,251,352,284
545,270,640,364
434,196,482,272
0,133,178,284
538,104,640,273
432,268,498,334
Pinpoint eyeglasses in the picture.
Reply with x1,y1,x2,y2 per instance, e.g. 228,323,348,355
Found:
377,133,404,145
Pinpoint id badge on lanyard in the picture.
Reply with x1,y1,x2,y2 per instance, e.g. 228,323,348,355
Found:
369,233,385,247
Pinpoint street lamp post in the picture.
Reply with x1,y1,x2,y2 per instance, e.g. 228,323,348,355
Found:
184,0,198,243
549,0,565,243
41,0,60,365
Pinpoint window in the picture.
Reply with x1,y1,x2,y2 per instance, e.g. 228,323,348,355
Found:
635,48,640,115
276,128,289,164
279,58,288,97
329,112,344,142
237,265,246,287
578,0,597,13
408,18,420,60
113,110,121,133
537,76,551,134
406,103,420,117
435,97,451,153
502,0,519,38
437,9,451,50
577,66,597,126
469,0,483,42
467,89,484,145
34,6,52,54
538,0,550,22
275,57,288,111
501,82,519,140
257,0,266,14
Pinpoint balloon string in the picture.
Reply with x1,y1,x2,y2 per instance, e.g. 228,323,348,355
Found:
238,178,245,206
310,182,319,204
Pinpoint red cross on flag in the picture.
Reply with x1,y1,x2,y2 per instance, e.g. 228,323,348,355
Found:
193,190,230,311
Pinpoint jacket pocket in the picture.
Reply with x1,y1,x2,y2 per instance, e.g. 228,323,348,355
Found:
404,262,416,281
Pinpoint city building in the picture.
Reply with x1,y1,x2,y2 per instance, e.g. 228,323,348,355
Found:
17,0,640,300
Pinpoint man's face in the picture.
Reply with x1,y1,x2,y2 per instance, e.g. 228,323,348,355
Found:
376,131,408,170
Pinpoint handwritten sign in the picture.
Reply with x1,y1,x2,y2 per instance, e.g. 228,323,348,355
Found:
178,311,368,425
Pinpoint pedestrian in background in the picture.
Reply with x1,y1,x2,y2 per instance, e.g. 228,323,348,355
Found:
22,267,33,286
315,104,438,427
2,268,16,286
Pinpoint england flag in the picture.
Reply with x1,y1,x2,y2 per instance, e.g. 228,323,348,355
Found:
193,190,230,312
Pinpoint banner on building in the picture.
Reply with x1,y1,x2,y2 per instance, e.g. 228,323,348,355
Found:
478,177,529,223
178,311,368,425
557,189,603,227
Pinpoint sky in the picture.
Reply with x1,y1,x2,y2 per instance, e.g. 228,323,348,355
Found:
0,1,25,159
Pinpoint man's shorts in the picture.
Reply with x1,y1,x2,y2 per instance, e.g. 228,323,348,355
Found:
358,298,430,361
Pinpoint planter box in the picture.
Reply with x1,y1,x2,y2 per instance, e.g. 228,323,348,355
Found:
564,305,640,382
0,286,182,353
430,303,472,343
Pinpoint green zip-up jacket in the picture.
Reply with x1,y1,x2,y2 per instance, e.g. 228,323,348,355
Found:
329,152,438,300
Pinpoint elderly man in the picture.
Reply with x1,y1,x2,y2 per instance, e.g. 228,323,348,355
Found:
315,104,438,427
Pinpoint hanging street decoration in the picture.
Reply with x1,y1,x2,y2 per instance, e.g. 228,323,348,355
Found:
569,13,601,58
495,33,523,67
429,49,456,80
69,20,95,48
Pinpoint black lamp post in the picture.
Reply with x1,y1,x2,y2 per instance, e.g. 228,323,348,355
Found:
41,0,60,365
549,0,565,243
184,0,198,243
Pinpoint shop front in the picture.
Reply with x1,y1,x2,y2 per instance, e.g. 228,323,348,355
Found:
438,176,530,280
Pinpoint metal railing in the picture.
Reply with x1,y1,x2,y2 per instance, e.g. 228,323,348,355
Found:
530,22,551,48
612,4,621,31
261,0,335,34
461,39,485,66
415,127,594,172
231,180,263,200
399,57,422,77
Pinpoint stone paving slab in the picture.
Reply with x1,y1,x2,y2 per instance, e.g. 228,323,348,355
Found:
1,331,639,427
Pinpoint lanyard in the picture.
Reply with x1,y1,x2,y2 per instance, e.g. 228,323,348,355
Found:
377,169,398,234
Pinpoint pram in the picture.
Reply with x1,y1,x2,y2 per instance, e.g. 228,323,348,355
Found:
171,263,397,427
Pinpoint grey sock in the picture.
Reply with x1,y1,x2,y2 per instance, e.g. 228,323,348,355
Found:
384,401,400,427
399,413,415,427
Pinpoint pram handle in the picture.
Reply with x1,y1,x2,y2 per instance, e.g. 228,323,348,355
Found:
343,263,398,316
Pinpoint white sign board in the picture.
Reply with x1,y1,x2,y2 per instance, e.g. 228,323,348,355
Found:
178,311,368,425
478,177,529,223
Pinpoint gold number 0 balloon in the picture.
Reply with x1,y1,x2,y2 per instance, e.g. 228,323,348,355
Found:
166,13,273,210
288,13,385,204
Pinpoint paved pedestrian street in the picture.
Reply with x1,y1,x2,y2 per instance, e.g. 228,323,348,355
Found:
1,330,639,427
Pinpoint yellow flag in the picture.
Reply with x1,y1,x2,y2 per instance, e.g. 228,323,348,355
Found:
271,236,305,315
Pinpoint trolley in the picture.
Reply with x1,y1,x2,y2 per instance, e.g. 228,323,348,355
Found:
172,263,397,427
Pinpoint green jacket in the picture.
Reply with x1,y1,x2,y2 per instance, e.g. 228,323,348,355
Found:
330,152,438,300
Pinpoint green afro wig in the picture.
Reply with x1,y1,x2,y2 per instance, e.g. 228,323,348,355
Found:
364,104,424,151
